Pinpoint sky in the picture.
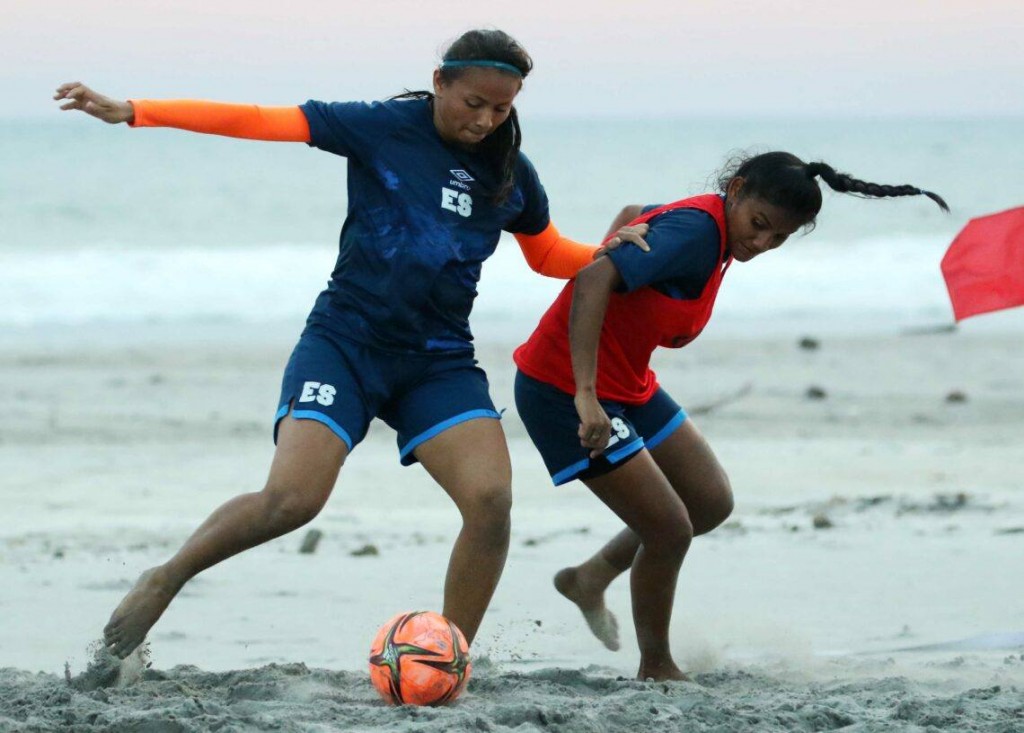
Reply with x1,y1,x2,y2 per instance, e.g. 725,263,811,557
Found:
2,0,1023,119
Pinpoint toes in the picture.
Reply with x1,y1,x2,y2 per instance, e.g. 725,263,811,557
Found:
584,609,621,651
111,639,137,659
603,624,621,652
105,629,133,658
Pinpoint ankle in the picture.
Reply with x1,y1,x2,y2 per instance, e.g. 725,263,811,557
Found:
637,657,687,682
151,563,188,594
578,555,620,590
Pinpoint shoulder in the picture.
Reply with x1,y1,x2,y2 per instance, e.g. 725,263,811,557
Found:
503,150,550,233
649,206,719,236
299,97,430,156
512,150,546,193
301,97,424,123
648,207,720,252
377,96,431,121
607,203,721,293
513,150,541,177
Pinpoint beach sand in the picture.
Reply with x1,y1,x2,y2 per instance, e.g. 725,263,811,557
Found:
1,321,1022,731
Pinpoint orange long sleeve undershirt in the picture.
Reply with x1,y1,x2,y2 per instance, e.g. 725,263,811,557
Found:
129,99,311,142
513,223,597,279
129,99,595,276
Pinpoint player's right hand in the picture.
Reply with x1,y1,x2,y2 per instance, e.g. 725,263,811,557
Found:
54,83,134,124
575,392,612,458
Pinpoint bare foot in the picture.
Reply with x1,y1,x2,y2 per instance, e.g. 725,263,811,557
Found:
103,566,179,658
553,567,620,651
637,660,690,682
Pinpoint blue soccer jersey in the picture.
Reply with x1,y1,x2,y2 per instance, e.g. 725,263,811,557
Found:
299,97,550,353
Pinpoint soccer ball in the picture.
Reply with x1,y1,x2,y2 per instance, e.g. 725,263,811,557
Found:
368,610,472,706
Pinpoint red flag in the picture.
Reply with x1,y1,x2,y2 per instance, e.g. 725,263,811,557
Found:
941,206,1024,321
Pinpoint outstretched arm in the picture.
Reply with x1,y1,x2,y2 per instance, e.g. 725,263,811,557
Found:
54,83,310,142
569,257,623,457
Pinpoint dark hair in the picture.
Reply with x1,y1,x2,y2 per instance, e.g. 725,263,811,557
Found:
392,29,532,204
717,151,949,229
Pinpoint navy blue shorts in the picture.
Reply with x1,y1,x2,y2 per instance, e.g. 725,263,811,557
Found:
275,325,500,465
514,370,688,486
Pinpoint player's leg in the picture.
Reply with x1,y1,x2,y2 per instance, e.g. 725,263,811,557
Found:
649,418,733,534
514,371,643,651
554,392,732,645
582,452,693,681
104,327,371,658
552,527,634,650
104,417,348,658
526,393,698,679
413,418,511,645
565,417,733,566
389,355,509,645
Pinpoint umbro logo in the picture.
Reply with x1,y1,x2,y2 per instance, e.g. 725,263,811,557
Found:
449,169,474,182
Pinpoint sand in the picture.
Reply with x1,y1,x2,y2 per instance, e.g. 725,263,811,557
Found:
1,320,1022,731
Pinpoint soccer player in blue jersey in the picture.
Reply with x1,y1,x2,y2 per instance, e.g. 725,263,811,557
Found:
55,29,646,660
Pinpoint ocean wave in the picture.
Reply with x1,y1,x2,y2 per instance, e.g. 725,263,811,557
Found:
3,236,1022,334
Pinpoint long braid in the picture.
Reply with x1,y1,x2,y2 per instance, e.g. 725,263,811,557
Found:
806,161,949,212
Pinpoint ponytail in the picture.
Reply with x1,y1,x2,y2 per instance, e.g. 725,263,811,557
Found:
719,151,949,227
806,161,949,212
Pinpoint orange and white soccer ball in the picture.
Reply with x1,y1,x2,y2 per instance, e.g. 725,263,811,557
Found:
368,610,472,706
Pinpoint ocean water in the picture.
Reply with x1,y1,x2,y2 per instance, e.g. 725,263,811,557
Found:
3,116,1023,339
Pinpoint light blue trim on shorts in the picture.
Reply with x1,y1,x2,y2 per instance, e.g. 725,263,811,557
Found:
551,436,645,486
605,437,644,464
552,458,591,486
276,404,354,450
645,410,687,451
399,409,501,461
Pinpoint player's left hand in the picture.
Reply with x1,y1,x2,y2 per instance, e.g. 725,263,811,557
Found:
594,223,649,259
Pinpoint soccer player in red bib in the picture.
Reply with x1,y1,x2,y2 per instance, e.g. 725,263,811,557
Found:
514,151,948,680
53,30,648,661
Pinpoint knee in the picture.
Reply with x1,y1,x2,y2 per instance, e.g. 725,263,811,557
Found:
261,484,329,532
458,483,512,533
679,466,729,536
641,510,694,558
717,484,735,526
693,475,735,536
666,514,695,555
